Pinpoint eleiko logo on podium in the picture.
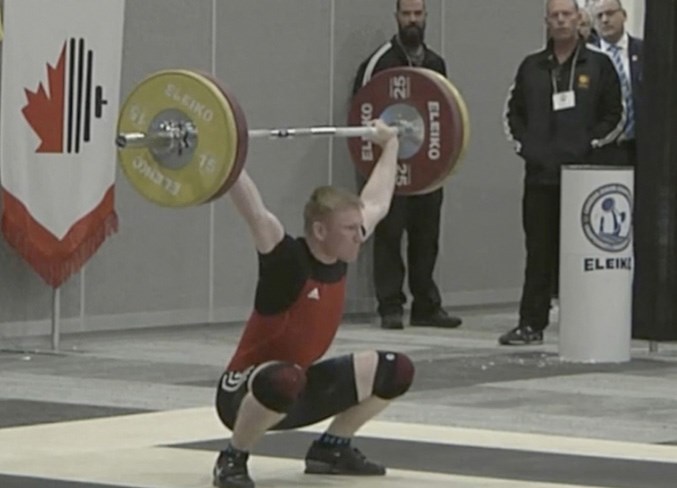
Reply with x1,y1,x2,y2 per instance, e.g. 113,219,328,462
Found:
581,183,633,253
22,38,108,154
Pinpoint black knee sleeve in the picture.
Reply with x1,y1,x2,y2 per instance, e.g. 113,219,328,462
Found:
250,362,307,413
372,352,415,400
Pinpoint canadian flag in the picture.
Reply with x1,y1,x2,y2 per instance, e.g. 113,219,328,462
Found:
0,0,125,287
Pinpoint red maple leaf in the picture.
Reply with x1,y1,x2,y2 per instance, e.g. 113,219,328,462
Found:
22,44,66,153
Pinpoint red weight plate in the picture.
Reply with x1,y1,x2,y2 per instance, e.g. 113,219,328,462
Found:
411,68,469,194
347,67,466,195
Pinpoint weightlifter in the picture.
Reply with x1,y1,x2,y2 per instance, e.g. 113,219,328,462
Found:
212,119,414,488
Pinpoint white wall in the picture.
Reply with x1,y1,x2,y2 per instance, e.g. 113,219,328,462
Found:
624,0,645,37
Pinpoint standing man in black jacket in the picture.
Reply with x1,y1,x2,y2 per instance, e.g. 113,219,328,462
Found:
499,0,624,345
351,0,462,331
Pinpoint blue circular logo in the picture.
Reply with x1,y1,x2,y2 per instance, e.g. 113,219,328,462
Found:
581,183,633,252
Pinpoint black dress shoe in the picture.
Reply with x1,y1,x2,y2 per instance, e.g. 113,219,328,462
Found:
380,314,404,330
410,309,462,328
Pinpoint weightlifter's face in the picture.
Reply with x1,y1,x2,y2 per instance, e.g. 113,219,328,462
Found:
322,207,364,263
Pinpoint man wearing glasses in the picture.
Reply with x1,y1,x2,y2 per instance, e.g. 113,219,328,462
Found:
592,0,643,166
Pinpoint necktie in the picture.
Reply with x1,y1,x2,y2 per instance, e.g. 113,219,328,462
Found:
608,44,634,139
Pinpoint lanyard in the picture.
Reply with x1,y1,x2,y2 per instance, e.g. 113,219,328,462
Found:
551,45,580,94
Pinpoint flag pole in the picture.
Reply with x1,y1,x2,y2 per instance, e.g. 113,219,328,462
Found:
51,287,61,351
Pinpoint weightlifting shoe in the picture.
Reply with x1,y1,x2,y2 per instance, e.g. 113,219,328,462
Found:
498,325,543,346
380,313,404,330
304,440,386,475
410,308,462,328
212,449,254,488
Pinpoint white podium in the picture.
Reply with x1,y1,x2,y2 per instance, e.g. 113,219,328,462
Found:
559,165,634,363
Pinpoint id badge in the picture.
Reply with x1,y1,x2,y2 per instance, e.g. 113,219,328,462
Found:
553,91,576,111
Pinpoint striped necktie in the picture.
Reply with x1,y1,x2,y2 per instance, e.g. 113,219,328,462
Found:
608,44,634,140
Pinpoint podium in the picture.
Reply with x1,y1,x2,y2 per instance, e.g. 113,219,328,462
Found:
559,165,634,363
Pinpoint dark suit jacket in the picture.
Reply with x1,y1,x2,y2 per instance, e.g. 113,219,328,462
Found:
592,34,644,165
627,35,643,137
592,34,643,137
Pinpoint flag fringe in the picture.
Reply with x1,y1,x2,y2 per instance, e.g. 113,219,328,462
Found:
1,211,118,288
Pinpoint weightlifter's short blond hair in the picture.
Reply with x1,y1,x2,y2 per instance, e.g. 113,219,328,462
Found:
303,186,363,234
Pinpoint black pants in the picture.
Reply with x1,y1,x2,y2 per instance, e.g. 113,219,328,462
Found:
216,354,359,431
607,140,638,167
373,188,443,317
622,140,637,166
518,184,560,331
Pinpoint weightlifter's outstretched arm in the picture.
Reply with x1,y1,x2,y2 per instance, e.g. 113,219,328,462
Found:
229,170,284,254
359,119,400,239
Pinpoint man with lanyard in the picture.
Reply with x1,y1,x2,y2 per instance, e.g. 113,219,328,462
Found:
351,0,462,331
592,0,643,167
499,0,624,346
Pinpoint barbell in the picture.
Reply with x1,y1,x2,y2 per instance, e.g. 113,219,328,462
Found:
115,67,470,207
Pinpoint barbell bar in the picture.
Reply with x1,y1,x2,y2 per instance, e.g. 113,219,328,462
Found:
116,121,420,149
115,67,469,207
248,126,382,139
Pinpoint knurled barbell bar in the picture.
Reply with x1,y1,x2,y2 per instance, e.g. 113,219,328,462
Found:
115,67,469,207
116,120,420,150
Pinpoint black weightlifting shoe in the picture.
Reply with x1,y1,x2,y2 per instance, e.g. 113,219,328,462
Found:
212,449,254,488
410,308,462,328
498,325,544,346
304,441,386,476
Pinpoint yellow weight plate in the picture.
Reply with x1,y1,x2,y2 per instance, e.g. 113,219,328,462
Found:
198,72,250,203
117,69,240,207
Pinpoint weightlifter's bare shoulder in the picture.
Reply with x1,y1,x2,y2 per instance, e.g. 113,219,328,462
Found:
228,169,285,254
